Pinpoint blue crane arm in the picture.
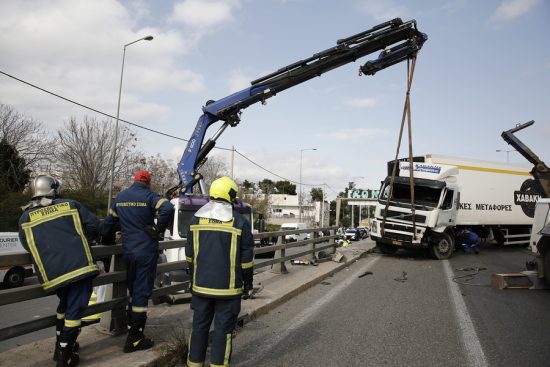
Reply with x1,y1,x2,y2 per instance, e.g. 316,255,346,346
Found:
177,18,427,194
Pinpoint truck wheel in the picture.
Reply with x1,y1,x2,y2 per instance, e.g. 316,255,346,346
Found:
4,267,25,288
377,241,398,255
430,233,454,260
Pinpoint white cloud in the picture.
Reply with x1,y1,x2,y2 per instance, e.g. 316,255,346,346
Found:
170,0,241,29
343,97,377,108
0,0,209,130
489,0,541,23
226,68,253,92
355,0,410,22
315,127,389,141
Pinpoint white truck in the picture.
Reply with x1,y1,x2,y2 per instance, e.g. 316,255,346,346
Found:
369,154,547,259
0,232,34,287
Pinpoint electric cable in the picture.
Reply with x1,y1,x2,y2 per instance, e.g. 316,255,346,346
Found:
0,69,340,191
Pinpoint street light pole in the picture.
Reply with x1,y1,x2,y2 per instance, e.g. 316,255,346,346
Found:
107,35,153,210
299,147,316,223
496,149,516,164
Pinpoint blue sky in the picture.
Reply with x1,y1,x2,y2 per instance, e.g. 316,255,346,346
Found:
1,0,549,200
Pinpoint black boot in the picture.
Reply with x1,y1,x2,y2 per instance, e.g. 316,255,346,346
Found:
56,333,80,367
123,317,154,353
53,321,79,361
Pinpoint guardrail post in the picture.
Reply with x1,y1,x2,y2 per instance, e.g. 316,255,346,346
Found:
328,228,336,254
307,231,317,261
99,254,128,335
270,235,288,274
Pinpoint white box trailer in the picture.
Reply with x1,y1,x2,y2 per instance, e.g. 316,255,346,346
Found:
370,154,547,259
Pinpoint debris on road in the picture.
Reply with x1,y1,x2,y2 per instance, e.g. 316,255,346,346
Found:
320,281,331,285
452,266,488,287
491,273,533,290
332,251,346,263
394,271,408,282
358,271,373,278
291,259,317,266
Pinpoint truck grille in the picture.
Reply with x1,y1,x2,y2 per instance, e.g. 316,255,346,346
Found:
380,209,426,224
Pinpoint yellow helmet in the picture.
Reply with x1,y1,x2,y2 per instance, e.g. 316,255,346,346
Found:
209,176,238,203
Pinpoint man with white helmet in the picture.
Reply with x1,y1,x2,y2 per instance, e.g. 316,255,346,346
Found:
18,175,100,367
186,176,255,367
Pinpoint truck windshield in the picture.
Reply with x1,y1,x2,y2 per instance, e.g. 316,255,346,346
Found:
380,182,442,209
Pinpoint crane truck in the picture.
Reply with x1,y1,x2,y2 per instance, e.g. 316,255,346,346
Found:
163,18,428,282
501,120,550,282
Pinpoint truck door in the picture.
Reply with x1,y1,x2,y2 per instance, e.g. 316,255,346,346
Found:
436,188,457,227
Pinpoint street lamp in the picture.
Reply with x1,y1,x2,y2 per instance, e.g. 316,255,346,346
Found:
107,35,153,210
496,149,516,164
299,148,317,223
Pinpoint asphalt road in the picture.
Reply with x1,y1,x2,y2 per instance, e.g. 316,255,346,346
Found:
231,245,550,367
0,276,57,353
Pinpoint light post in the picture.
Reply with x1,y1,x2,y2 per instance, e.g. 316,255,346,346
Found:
299,147,317,223
350,176,365,227
496,149,516,164
107,35,153,210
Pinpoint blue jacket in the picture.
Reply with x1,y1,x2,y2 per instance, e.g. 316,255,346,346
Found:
18,198,100,292
185,210,254,299
459,229,479,245
102,182,174,255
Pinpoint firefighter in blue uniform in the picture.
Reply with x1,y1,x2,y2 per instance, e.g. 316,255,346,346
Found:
186,176,255,367
101,170,173,353
458,228,481,254
18,175,100,367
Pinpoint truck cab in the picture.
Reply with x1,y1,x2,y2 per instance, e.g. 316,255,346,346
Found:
370,161,460,259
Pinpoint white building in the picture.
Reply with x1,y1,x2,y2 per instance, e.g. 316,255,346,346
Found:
244,193,327,227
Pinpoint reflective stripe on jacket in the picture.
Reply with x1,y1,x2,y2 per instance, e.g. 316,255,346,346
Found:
186,212,254,299
18,199,100,292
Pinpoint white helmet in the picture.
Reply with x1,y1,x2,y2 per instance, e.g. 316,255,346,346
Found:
31,175,61,199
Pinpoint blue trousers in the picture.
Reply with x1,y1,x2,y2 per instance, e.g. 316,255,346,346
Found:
188,295,241,366
56,277,93,336
125,252,158,320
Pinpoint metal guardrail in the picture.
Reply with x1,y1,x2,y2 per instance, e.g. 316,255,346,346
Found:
0,226,337,342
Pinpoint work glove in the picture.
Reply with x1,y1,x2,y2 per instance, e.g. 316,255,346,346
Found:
145,224,167,240
242,268,254,300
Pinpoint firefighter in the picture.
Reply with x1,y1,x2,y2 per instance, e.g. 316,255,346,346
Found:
18,175,100,367
458,228,481,254
186,176,255,367
101,170,173,353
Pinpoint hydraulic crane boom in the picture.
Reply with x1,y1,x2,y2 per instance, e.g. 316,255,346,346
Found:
176,18,427,195
501,120,550,197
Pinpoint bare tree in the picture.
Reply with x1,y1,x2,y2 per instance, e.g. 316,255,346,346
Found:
54,116,137,194
129,153,179,194
197,156,229,192
0,103,50,172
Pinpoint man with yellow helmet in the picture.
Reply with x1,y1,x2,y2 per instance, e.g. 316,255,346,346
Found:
186,176,254,367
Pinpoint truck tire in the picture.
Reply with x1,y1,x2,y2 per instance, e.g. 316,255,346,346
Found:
4,267,25,288
430,233,454,260
377,241,398,255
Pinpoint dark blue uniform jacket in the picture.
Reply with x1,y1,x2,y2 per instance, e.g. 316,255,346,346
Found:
18,198,100,292
185,210,254,299
102,182,174,255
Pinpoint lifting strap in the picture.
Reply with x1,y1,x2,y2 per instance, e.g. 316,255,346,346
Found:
381,55,418,240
